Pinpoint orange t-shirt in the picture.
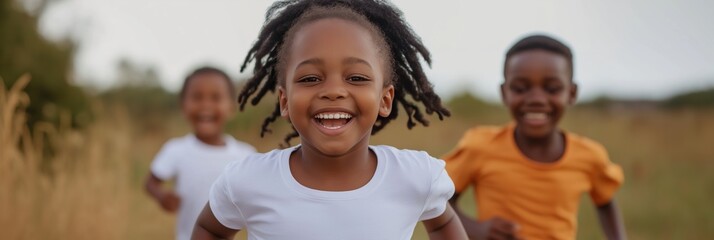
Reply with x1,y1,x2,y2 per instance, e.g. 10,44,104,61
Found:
443,124,623,240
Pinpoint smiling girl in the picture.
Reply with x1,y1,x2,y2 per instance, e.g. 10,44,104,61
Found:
191,1,467,239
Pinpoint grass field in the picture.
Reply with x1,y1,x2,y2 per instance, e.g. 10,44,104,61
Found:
2,78,713,239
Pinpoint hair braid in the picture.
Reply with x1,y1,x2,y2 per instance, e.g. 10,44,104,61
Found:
237,0,450,146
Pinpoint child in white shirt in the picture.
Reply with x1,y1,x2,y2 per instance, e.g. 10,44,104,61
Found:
145,67,256,240
192,1,468,239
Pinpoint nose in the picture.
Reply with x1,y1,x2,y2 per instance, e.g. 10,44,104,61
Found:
524,87,548,106
318,76,348,101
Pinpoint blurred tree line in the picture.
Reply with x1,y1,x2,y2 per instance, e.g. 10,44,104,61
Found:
1,0,178,131
99,59,178,131
0,0,90,127
664,88,714,108
2,0,712,134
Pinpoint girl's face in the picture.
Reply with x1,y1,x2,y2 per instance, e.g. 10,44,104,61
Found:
181,73,235,141
279,18,394,156
501,49,577,139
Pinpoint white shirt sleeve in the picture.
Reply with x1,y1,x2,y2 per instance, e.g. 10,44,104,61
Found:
419,166,455,221
150,141,179,180
208,164,246,230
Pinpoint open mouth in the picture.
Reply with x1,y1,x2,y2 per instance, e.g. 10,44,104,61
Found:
196,113,217,123
522,112,549,126
313,112,353,130
523,112,547,121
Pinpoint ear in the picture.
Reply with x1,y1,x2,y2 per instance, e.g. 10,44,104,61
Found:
379,85,395,117
567,83,578,105
500,82,507,104
278,86,289,118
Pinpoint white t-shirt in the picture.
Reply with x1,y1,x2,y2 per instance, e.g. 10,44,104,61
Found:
151,134,256,240
208,145,454,240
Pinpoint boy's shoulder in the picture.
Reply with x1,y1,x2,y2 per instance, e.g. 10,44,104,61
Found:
564,131,609,162
457,125,512,149
159,134,195,154
225,136,258,153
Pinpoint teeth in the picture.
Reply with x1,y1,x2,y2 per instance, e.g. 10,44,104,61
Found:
315,112,352,119
524,112,547,120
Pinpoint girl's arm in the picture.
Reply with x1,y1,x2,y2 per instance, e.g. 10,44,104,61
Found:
422,204,468,240
449,193,482,238
596,200,627,240
144,173,180,212
192,203,239,240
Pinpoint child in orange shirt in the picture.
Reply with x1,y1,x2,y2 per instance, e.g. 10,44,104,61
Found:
444,35,627,240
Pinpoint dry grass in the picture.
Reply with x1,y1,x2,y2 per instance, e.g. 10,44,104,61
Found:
1,75,131,239
2,75,713,239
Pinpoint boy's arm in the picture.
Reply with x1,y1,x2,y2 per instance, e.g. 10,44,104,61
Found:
144,173,180,212
422,204,468,240
192,203,239,240
596,200,627,240
449,193,482,239
449,193,522,240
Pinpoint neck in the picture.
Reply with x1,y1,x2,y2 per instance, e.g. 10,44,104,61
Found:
289,138,377,191
514,126,565,163
297,141,373,174
195,133,226,146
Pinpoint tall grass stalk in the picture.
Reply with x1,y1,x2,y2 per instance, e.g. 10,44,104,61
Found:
1,75,131,239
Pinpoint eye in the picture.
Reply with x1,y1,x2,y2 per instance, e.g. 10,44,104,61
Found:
347,75,370,82
545,85,563,94
297,75,321,83
510,85,527,94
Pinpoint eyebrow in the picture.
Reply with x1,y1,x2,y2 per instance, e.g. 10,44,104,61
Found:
295,57,372,69
343,57,372,69
297,58,324,68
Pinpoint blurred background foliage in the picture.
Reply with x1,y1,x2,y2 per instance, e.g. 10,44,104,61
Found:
0,0,91,127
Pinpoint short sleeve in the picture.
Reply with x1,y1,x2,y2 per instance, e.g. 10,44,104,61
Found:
441,135,479,193
150,141,179,180
589,148,624,206
208,165,246,230
419,167,456,221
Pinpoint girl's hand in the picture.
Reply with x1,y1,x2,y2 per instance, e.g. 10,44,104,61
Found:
159,191,181,213
476,217,523,240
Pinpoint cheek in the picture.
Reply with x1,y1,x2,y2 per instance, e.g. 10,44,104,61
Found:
551,94,570,109
182,100,199,114
504,95,523,109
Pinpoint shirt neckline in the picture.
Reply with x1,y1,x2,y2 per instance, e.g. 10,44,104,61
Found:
506,123,571,169
279,145,387,200
188,134,235,152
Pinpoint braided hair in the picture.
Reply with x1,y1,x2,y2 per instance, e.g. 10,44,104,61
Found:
238,0,450,145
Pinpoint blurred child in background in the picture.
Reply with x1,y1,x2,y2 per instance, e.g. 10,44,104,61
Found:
191,0,467,239
444,35,627,240
144,67,256,240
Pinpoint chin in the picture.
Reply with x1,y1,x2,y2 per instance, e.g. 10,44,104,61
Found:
306,139,357,157
195,129,220,138
518,124,556,139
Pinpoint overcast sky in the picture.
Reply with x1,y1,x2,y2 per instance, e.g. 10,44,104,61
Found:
39,0,714,101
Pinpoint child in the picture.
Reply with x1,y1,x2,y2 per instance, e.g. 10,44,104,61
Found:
192,1,468,239
145,67,257,240
444,35,627,240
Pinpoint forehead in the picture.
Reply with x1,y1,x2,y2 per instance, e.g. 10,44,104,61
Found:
505,49,570,79
186,73,230,91
287,18,382,66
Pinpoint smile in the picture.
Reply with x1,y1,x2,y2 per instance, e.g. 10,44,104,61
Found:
313,112,354,130
522,112,549,126
523,112,547,120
